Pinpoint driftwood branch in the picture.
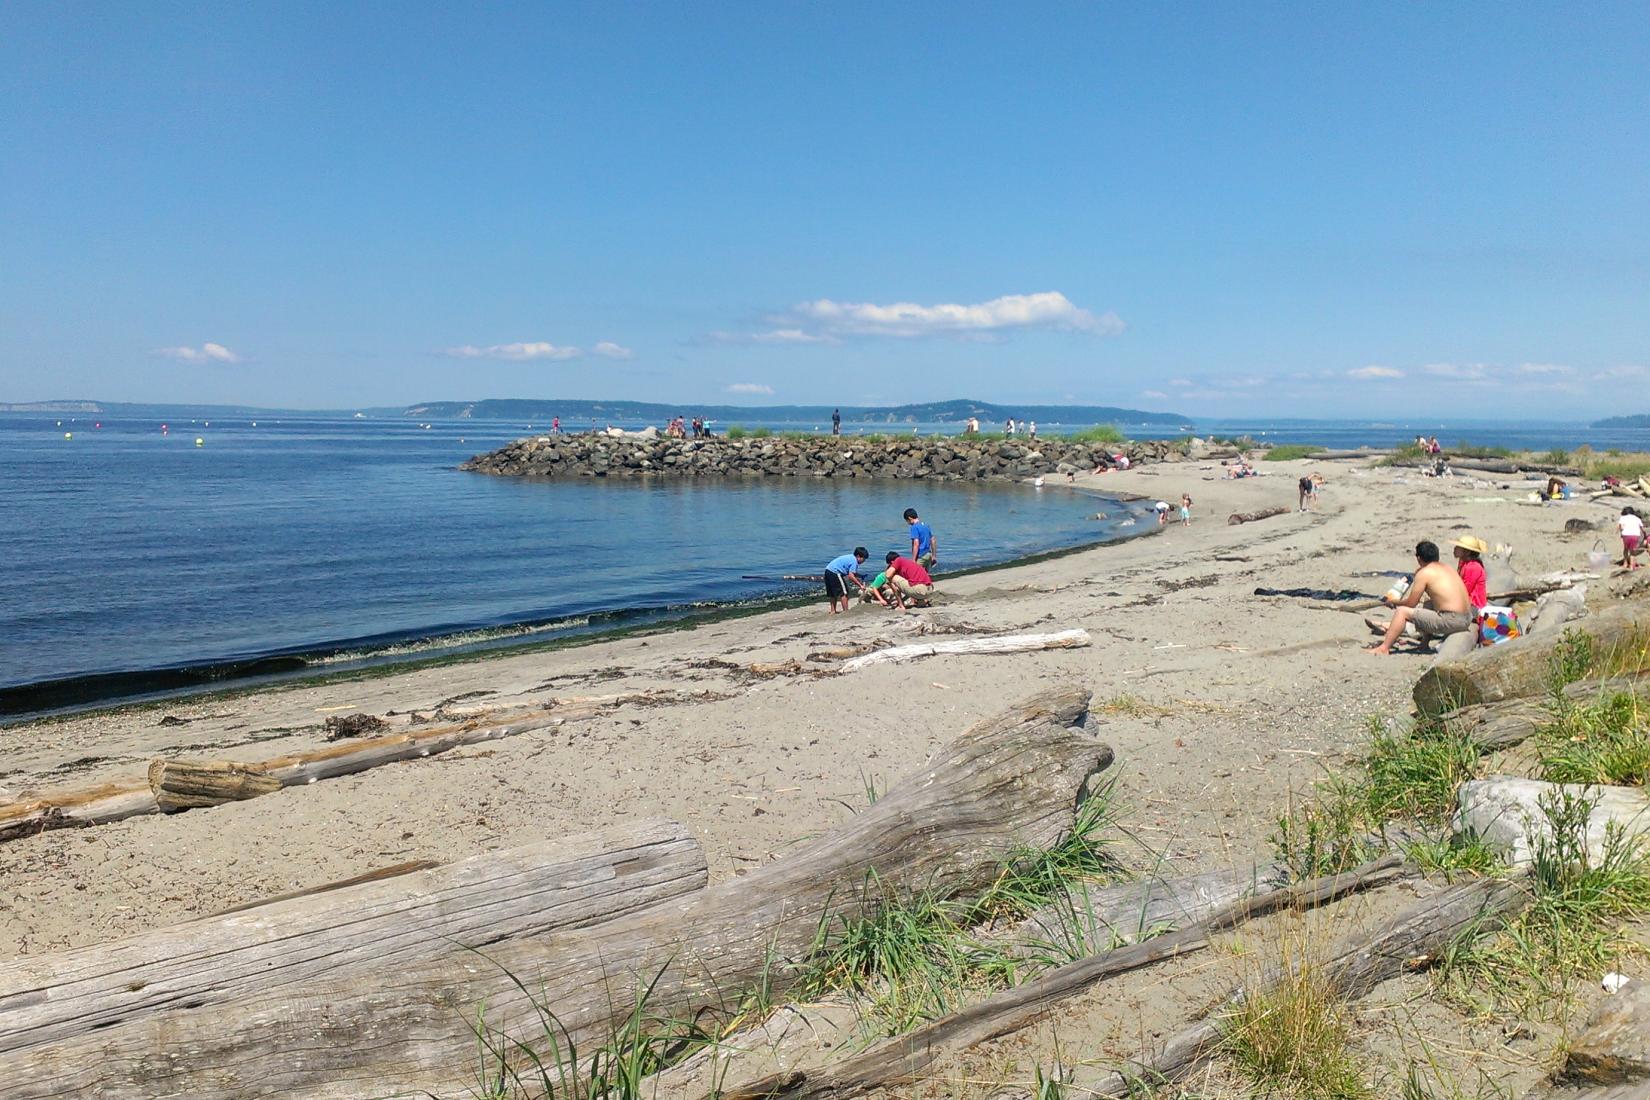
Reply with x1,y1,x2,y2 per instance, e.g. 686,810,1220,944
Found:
1035,874,1532,1100
1,688,1111,1100
1438,673,1650,750
839,630,1090,672
1227,506,1290,526
719,855,1407,1100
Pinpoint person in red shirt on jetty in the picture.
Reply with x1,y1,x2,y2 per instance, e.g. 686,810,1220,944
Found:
1451,536,1489,611
883,552,935,612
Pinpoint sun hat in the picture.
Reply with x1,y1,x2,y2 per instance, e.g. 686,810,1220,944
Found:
1451,536,1489,555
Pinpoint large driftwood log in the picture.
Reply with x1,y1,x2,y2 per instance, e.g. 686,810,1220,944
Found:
1437,673,1650,750
1036,875,1532,1100
0,819,707,1056
0,687,1110,1100
147,759,282,810
714,856,1406,1100
1414,600,1650,716
838,630,1090,671
1227,506,1290,526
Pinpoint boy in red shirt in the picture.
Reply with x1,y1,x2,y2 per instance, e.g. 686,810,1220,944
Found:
883,553,935,612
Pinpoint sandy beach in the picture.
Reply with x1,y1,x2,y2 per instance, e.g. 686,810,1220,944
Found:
2,455,1642,1096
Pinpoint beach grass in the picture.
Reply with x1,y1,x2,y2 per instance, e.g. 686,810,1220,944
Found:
1219,953,1371,1100
1063,423,1125,444
1438,787,1650,1017
1535,689,1649,786
1262,444,1321,461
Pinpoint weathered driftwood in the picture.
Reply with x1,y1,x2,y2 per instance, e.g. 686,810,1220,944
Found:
652,864,1292,1098
717,856,1407,1100
1039,875,1532,1100
0,819,707,1056
0,696,697,843
1437,673,1650,750
0,687,1110,1100
1226,506,1289,526
147,759,283,811
1558,980,1650,1085
838,630,1090,672
1414,599,1650,716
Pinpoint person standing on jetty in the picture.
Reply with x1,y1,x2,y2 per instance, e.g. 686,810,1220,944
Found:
831,408,841,436
1368,540,1473,655
824,547,870,614
904,508,938,569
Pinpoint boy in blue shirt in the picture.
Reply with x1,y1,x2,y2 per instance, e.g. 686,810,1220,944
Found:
824,547,870,614
904,508,937,570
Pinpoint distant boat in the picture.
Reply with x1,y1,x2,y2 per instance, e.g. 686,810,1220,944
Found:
353,412,366,419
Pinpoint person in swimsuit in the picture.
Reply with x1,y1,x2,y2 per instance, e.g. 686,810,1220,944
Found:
1369,540,1474,654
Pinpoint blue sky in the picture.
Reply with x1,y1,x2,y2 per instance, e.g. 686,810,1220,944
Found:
2,3,1646,418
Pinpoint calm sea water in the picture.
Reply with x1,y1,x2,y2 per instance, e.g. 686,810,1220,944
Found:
0,414,1154,717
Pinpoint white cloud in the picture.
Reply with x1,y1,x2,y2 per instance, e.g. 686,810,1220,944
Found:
1516,362,1570,375
1592,364,1647,381
1140,390,1169,399
1348,365,1404,380
155,342,240,364
788,291,1123,339
1168,378,1193,388
1422,362,1490,381
443,342,582,361
726,383,775,395
592,342,634,360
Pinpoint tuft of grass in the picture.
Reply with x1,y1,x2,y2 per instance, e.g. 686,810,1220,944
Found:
1449,442,1515,459
1542,448,1571,467
724,425,747,440
1536,690,1650,786
1220,958,1371,1100
1440,786,1650,1017
800,785,1123,1035
1262,444,1321,461
1364,722,1482,824
1273,719,1480,879
1547,629,1599,694
1402,831,1504,878
1065,424,1125,444
749,427,772,439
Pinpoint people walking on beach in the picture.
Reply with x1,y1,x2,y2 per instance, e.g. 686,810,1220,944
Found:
1452,536,1489,610
1368,540,1474,655
1179,494,1192,526
1005,418,1016,436
904,508,937,569
1028,421,1037,441
1620,508,1646,570
824,547,870,614
883,552,935,612
831,408,841,436
1154,500,1171,526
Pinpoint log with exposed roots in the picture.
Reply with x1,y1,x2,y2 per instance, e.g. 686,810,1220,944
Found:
0,687,1110,1100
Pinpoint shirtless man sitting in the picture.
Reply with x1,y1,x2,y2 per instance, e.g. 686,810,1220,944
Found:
1368,540,1474,655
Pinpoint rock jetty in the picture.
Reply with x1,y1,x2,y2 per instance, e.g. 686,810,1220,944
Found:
460,431,1198,482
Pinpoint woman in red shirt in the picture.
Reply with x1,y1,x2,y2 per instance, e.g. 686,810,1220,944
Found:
1452,536,1489,610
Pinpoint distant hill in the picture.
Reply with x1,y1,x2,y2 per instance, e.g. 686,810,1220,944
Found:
0,399,402,418
1593,413,1650,429
402,398,1186,426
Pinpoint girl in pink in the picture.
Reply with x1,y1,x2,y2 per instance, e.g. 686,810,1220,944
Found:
1451,536,1489,610
1621,508,1646,570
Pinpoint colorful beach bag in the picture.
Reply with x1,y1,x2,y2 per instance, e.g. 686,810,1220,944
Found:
1476,605,1521,647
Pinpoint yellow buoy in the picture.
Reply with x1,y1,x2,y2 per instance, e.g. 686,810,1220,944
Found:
195,437,204,447
64,432,72,439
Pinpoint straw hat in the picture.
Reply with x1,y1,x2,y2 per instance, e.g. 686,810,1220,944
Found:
1451,536,1489,556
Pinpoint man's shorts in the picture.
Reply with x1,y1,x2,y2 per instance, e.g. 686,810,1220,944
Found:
1410,608,1473,638
824,571,849,599
917,551,936,569
891,576,934,601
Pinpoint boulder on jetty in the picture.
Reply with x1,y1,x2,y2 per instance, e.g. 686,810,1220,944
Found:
460,433,1186,481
